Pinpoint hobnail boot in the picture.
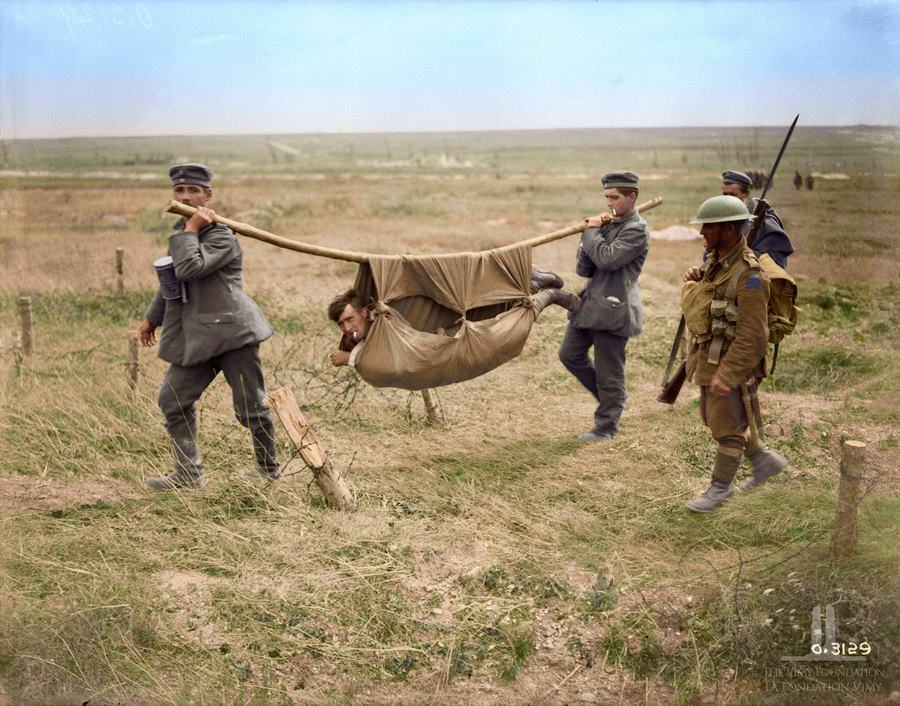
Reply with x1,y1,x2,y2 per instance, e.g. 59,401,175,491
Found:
530,267,564,293
145,471,203,490
740,449,787,491
686,482,733,513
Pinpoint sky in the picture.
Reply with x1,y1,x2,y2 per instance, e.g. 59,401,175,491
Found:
1,0,898,139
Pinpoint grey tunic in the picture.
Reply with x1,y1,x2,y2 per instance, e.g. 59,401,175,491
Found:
145,220,272,367
569,211,649,337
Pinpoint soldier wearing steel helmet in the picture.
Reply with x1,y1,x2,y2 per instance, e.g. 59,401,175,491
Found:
721,169,794,268
681,195,787,513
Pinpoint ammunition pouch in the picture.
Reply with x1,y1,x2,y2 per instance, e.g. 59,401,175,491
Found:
681,279,715,337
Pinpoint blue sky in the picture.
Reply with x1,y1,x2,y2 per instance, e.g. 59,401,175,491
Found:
1,0,897,138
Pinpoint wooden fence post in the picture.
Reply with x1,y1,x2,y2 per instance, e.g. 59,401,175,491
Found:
116,247,125,294
18,297,33,356
421,388,440,426
267,387,355,511
831,440,866,561
127,335,140,393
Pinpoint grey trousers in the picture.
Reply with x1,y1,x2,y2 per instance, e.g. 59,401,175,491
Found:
559,326,628,435
158,343,277,478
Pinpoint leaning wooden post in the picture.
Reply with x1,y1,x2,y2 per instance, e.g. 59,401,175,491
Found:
831,440,866,561
18,296,33,356
127,335,140,393
116,247,125,293
267,387,355,511
421,388,440,426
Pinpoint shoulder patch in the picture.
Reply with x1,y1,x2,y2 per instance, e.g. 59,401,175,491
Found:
745,273,762,289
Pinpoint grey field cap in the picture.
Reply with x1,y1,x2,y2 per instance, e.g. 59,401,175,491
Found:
601,171,640,189
169,163,213,187
690,195,751,224
721,169,752,188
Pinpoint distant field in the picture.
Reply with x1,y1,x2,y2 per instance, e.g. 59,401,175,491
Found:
0,128,898,705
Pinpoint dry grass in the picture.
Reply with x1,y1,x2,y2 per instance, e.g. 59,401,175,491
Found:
0,128,898,704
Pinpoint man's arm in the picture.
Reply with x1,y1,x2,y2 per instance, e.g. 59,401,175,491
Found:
169,212,239,280
576,242,596,278
580,223,648,272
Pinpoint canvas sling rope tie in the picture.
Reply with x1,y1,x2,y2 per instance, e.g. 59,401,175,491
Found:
165,196,663,261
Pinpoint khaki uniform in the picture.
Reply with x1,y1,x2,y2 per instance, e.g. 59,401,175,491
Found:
682,240,769,467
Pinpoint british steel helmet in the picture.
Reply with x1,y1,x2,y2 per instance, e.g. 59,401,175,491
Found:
690,195,750,224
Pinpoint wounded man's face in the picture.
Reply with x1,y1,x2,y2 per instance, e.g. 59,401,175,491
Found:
337,304,370,343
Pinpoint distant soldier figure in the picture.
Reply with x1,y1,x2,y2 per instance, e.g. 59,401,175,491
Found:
139,164,279,489
806,173,815,190
793,170,803,190
681,195,788,512
721,169,793,268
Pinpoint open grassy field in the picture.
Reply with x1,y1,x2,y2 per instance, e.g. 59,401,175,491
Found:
0,126,898,705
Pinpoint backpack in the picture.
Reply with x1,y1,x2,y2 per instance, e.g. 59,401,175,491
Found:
758,253,799,344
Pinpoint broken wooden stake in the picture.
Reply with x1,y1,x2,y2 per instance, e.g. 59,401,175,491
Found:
18,296,33,356
421,388,440,426
127,335,140,393
116,247,125,293
267,387,355,511
831,439,866,561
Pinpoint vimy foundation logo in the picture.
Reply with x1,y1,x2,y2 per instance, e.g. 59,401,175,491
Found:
765,603,883,695
781,603,871,662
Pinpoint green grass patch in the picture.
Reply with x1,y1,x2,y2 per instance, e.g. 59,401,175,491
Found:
2,290,156,326
768,345,881,393
431,437,578,484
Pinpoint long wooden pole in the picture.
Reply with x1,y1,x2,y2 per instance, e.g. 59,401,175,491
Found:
166,195,663,263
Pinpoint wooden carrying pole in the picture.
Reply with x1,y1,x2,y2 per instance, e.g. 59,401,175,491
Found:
267,387,355,511
831,440,866,561
166,195,663,262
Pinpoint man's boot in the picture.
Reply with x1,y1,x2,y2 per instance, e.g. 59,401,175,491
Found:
530,267,564,293
146,434,203,490
686,447,741,513
532,288,582,315
740,448,787,491
245,418,280,480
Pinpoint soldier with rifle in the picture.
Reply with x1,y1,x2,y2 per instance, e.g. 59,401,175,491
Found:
720,169,794,268
681,196,788,512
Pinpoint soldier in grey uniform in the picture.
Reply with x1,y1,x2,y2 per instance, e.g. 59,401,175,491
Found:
559,171,649,441
721,169,793,268
139,164,278,489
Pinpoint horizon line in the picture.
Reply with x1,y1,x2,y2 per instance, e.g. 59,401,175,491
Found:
5,123,897,142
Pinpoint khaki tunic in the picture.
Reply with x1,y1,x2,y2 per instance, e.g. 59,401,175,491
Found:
682,240,770,449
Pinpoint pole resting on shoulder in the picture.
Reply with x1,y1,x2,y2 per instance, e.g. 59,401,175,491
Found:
165,195,664,261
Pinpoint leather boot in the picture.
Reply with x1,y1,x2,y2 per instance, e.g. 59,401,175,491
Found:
246,418,280,480
686,448,741,513
532,288,582,316
740,448,787,491
146,433,203,490
530,267,564,293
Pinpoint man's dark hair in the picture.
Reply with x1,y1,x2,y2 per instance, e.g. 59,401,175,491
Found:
327,288,367,322
616,187,639,198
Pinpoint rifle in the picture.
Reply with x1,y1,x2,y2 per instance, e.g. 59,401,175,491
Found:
657,114,799,405
746,114,799,249
657,317,686,404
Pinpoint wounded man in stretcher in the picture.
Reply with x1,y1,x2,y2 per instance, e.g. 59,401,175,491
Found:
328,266,580,370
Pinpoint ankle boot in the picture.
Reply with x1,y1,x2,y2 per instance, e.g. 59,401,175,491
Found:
248,419,280,480
686,448,740,513
530,267,564,293
147,433,203,490
741,448,787,491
